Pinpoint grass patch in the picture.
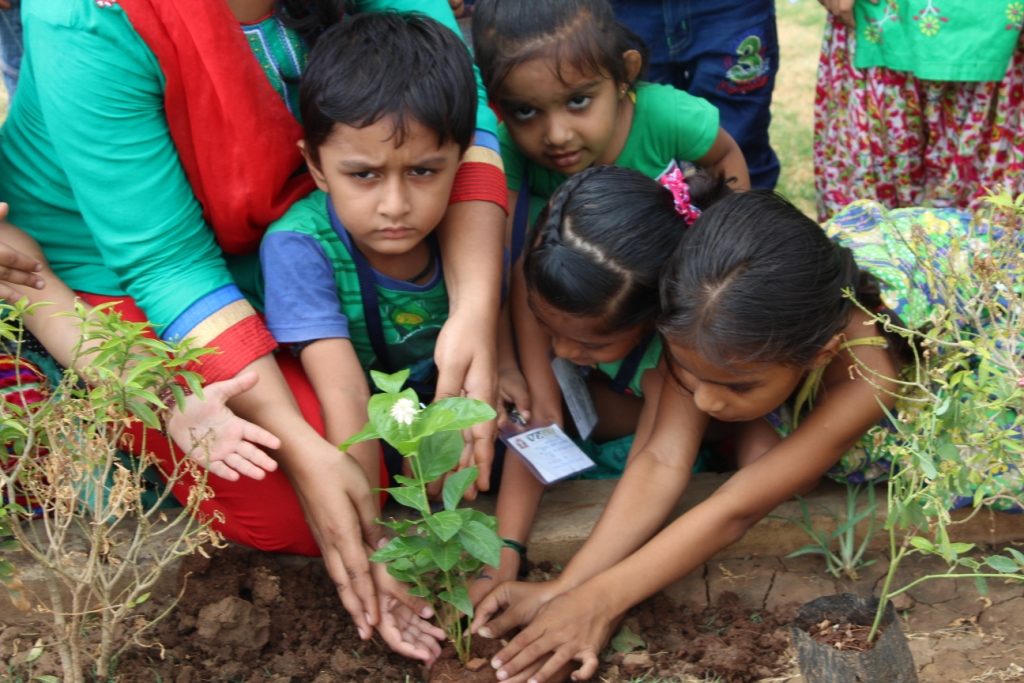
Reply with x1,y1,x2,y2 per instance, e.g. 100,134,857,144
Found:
771,0,825,218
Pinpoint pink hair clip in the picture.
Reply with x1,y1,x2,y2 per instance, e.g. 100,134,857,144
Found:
659,167,701,226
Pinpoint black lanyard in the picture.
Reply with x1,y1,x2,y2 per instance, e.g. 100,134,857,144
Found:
609,333,655,395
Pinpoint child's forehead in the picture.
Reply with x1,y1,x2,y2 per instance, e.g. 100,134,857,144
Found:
323,116,454,155
499,56,607,100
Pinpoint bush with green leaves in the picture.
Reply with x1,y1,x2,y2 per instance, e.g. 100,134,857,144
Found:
0,299,222,682
342,369,500,663
856,189,1024,641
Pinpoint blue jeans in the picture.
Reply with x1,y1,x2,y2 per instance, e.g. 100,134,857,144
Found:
0,0,21,98
612,0,780,189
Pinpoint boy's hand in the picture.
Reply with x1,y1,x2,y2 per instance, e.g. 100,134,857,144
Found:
167,370,281,481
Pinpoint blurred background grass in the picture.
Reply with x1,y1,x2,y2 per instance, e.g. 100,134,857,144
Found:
771,0,825,217
0,2,823,215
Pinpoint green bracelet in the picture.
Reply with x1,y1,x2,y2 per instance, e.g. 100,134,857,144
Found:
501,538,527,559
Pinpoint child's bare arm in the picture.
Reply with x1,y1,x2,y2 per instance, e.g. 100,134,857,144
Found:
300,338,379,488
510,259,564,426
475,345,897,680
696,128,750,191
496,299,532,427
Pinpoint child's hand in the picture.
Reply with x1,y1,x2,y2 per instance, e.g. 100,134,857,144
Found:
468,548,523,605
0,203,45,300
498,366,532,429
166,370,281,481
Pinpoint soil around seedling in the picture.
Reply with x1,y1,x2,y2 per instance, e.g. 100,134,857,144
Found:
90,548,794,683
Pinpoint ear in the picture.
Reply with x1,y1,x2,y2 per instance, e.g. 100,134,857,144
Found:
622,49,643,87
810,334,843,370
298,139,330,193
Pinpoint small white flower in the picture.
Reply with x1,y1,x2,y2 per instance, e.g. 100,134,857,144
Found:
389,398,418,426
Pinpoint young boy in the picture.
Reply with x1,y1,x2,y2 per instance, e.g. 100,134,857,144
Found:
260,12,477,485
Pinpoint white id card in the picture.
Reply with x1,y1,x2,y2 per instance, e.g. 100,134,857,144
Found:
550,357,598,441
500,422,596,485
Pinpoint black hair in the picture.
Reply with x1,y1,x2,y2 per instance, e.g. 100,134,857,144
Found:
523,166,728,333
300,12,477,167
657,191,910,368
277,0,344,46
471,0,649,99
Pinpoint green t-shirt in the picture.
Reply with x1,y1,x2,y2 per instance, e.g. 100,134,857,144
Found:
595,336,662,398
500,81,720,224
261,192,448,378
854,0,1023,81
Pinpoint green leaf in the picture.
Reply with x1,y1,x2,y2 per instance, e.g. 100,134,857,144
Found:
948,542,975,555
610,624,646,653
908,536,935,553
384,485,429,516
408,585,431,599
425,510,464,542
985,555,1020,573
785,545,828,559
34,677,60,683
371,537,420,563
415,397,496,437
126,399,161,429
458,519,502,567
442,467,478,511
340,422,381,451
419,430,463,481
371,369,411,395
440,585,474,619
430,539,461,571
387,563,418,583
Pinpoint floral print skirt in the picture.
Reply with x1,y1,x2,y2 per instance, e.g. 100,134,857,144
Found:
813,17,1024,222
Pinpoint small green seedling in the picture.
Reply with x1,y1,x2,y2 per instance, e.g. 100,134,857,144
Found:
342,369,500,663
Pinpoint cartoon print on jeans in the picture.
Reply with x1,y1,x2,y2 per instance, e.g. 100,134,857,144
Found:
721,34,770,94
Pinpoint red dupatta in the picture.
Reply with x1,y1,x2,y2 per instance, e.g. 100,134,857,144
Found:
117,0,316,254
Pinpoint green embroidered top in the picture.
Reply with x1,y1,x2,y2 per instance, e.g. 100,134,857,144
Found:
854,0,1023,81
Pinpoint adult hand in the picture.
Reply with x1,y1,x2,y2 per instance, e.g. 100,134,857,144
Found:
291,439,386,640
370,552,446,662
433,306,497,499
0,2,11,11
485,587,616,683
0,203,45,300
166,370,281,481
448,0,465,18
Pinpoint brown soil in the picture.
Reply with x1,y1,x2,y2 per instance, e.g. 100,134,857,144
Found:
85,547,793,683
807,617,877,653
